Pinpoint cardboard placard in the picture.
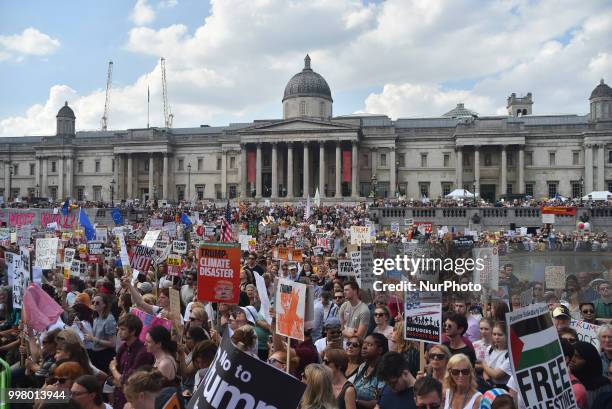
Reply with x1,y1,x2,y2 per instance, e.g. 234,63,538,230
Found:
197,243,241,304
275,278,306,341
35,237,59,269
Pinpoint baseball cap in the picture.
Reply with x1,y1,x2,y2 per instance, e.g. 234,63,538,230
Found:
552,305,571,319
240,306,258,325
324,317,341,329
137,282,154,294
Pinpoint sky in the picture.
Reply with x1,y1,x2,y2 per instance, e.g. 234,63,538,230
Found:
0,0,611,137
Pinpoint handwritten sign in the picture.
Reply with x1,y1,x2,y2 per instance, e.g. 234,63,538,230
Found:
172,240,187,254
544,266,566,289
350,226,372,245
35,238,59,269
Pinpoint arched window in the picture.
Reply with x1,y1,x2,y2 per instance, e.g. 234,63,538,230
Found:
299,101,306,116
522,109,528,116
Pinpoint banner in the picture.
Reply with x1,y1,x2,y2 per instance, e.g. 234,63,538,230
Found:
404,291,442,343
198,242,241,304
172,240,187,254
95,227,108,242
167,254,183,276
472,247,499,291
130,245,155,273
544,266,566,289
187,332,305,409
87,241,105,255
350,250,361,278
338,259,355,277
64,248,76,268
570,320,600,350
35,237,59,269
342,150,351,183
276,278,306,341
130,308,173,343
350,226,372,245
413,221,433,234
247,151,256,183
507,303,577,409
541,206,576,216
542,213,555,224
7,252,26,309
141,230,161,248
359,244,375,295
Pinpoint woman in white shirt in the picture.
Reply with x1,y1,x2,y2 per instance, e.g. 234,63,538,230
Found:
472,317,492,363
477,321,511,387
372,306,393,349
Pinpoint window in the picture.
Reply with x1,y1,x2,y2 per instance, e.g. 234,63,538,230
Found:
77,161,83,173
398,154,405,168
299,101,306,115
484,153,492,166
419,182,429,198
27,187,35,197
507,184,513,194
507,153,514,167
196,184,205,200
77,187,84,201
229,184,237,199
573,151,580,165
360,182,370,197
548,182,558,198
0,188,4,198
549,152,556,166
362,154,369,168
443,154,450,168
609,150,612,164
51,161,57,173
13,164,18,175
263,154,271,167
420,153,428,168
572,181,581,198
10,187,20,198
93,186,102,201
217,157,222,170
608,181,612,193
442,183,452,196
95,160,100,173
48,186,57,201
215,184,222,200
525,183,534,197
525,152,533,166
177,159,184,171
112,159,115,172
463,155,471,166
29,163,35,176
197,158,203,171
398,182,407,196
319,102,325,117
230,156,236,169
144,160,149,172
380,153,387,167
176,185,185,201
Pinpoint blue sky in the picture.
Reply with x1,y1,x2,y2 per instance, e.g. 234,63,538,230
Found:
1,0,611,136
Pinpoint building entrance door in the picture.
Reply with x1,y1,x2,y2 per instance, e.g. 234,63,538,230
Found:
481,184,496,203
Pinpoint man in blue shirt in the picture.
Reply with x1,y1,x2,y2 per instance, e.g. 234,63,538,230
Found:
376,352,417,409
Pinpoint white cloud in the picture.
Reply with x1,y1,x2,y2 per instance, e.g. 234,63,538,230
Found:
131,0,156,26
0,27,60,60
159,0,178,8
2,0,612,136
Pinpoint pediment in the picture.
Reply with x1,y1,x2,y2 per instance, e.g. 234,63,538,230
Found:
240,118,359,134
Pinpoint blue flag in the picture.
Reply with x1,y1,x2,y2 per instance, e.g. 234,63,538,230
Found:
180,213,193,226
79,208,95,241
61,198,70,216
111,208,124,225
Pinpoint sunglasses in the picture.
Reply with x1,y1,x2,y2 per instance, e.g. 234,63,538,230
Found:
582,309,594,314
49,377,70,385
429,353,447,361
346,342,361,348
374,313,387,317
416,404,441,409
267,358,285,366
190,317,202,322
449,368,470,377
334,296,344,299
564,337,577,343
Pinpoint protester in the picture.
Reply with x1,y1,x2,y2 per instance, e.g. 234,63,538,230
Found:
372,306,394,348
443,313,477,366
571,341,612,407
376,351,417,409
300,363,338,409
85,294,116,374
144,325,178,383
413,376,443,409
443,354,482,409
70,374,112,409
345,336,364,379
323,348,357,409
124,369,166,409
351,333,387,409
388,320,419,377
472,318,492,363
418,344,450,384
340,281,370,340
315,317,343,356
477,321,511,388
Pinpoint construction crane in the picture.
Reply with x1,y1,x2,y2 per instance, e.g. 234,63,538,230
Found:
161,57,173,128
101,61,113,131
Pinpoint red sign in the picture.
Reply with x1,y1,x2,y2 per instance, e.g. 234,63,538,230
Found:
414,221,433,233
247,151,256,184
130,245,155,273
88,255,102,264
197,243,241,304
541,206,576,216
342,150,351,183
196,225,204,237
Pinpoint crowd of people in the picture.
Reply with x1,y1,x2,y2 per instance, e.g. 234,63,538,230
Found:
0,199,610,409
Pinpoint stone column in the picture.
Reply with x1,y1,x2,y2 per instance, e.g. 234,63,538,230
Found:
42,157,48,197
3,162,9,198
456,147,463,188
127,155,133,199
371,148,377,176
473,146,480,196
500,145,507,196
319,142,326,197
240,145,247,198
35,157,41,193
66,156,73,199
163,154,169,200
148,154,154,201
58,156,64,200
352,141,358,198
518,147,525,194
113,155,119,201
389,148,396,198
597,144,605,191
271,143,278,199
221,150,228,200
303,143,310,198
286,143,294,198
255,143,262,198
584,144,593,193
335,142,342,198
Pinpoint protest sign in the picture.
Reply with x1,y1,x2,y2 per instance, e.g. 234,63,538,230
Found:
104,248,112,259
71,260,81,277
130,245,155,273
542,213,555,224
155,240,170,252
163,222,177,239
414,221,433,234
172,240,187,254
238,234,253,251
141,230,161,248
390,222,399,234
350,250,361,278
313,246,323,256
205,225,216,237
544,266,566,289
169,288,181,315
350,226,371,245
17,227,31,246
95,227,108,242
35,237,59,269
254,271,272,325
404,291,442,343
130,308,173,343
87,241,104,255
289,248,303,262
7,252,26,309
472,247,499,291
570,320,600,350
64,248,76,268
150,218,163,228
248,239,256,253
117,232,131,272
0,228,9,241
197,242,241,304
187,332,306,409
520,287,534,307
359,244,375,295
507,303,577,409
337,259,355,277
276,278,306,341
167,254,183,276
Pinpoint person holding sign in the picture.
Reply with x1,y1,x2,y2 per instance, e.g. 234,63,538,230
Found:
476,321,511,388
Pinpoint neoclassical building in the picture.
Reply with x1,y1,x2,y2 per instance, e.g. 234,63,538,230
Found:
1,55,611,203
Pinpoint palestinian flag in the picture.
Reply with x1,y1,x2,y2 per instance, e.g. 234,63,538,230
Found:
509,311,560,371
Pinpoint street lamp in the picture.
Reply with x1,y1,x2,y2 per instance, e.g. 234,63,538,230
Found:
580,177,584,206
153,185,157,201
35,183,39,197
473,183,476,206
8,165,13,202
187,163,192,203
110,179,115,204
395,160,400,198
370,174,377,199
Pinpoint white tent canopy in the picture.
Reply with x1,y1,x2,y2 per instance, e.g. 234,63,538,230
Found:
445,189,477,199
582,191,612,201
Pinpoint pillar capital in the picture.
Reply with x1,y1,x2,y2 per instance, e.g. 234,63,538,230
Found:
474,145,481,150
501,144,507,150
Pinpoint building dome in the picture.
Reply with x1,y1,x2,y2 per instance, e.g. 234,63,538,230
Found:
443,103,478,118
282,55,332,102
57,101,75,118
590,79,612,99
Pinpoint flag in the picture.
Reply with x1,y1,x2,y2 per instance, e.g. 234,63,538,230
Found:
314,188,321,207
180,213,193,226
111,207,124,225
305,195,311,220
61,198,70,216
79,207,95,241
221,201,232,242
23,284,64,331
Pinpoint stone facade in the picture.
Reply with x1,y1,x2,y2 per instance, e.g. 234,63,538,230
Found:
1,59,611,203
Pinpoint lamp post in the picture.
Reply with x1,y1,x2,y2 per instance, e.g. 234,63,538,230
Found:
395,160,400,198
370,174,377,199
473,183,476,207
110,179,115,204
153,185,157,202
35,183,39,198
8,165,13,202
580,176,584,206
187,163,192,203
